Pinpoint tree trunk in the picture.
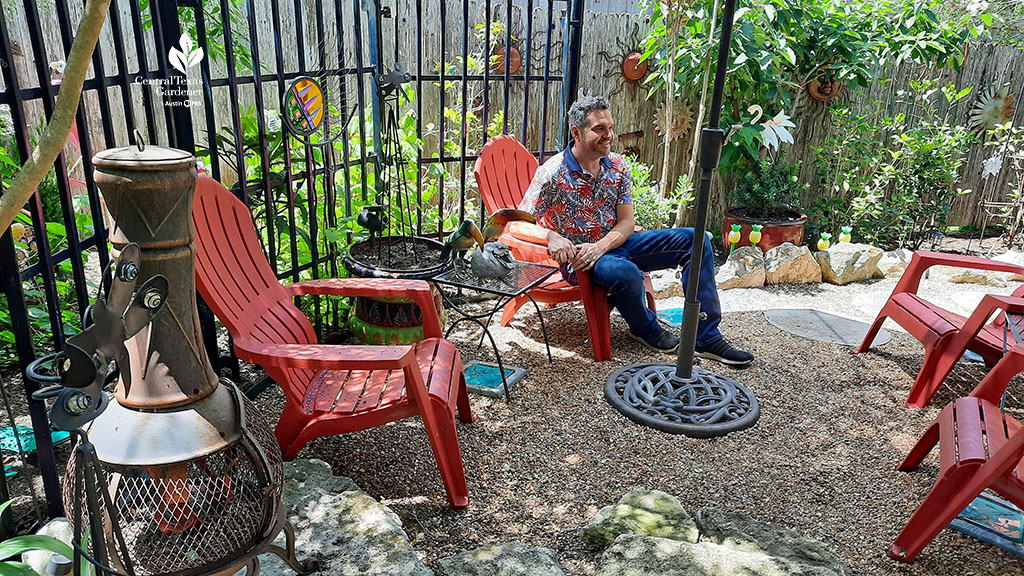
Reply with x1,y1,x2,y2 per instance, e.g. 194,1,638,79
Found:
0,0,112,232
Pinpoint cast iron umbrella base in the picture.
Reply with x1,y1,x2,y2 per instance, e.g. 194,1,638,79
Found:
605,363,759,438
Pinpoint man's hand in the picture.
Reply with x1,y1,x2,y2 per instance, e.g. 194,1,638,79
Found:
571,242,605,272
547,231,576,264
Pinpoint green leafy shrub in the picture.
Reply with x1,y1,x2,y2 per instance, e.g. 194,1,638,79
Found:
0,499,78,575
730,153,805,219
626,156,692,229
812,80,974,248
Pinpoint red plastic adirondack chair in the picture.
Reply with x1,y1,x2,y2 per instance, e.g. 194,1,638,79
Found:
890,341,1024,562
192,176,472,508
473,135,655,361
857,250,1024,408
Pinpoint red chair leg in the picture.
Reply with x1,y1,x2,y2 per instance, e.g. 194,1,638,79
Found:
905,342,945,409
274,402,309,461
455,373,472,424
897,420,941,471
581,293,612,362
499,295,529,326
643,275,657,312
425,398,469,509
856,310,891,354
890,466,986,562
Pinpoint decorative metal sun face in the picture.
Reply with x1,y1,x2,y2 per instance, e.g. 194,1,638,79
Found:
807,79,844,103
971,83,1018,134
598,22,649,97
653,100,694,142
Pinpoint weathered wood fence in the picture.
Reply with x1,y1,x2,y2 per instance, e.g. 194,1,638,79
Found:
3,1,1022,228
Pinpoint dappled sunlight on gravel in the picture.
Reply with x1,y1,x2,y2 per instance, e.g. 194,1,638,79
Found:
247,300,1024,575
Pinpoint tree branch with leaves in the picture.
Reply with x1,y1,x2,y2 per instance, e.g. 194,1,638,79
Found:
0,0,112,232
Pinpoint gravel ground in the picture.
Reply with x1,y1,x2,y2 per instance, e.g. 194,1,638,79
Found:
250,277,1024,576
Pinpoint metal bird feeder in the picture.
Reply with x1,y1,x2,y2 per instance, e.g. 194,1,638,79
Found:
605,0,760,437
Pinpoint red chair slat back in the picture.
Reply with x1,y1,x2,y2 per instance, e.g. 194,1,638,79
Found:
475,135,539,213
192,176,319,351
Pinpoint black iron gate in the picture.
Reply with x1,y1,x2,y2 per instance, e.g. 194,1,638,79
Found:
0,0,583,527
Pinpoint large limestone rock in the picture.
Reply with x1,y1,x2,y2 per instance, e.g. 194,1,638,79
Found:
765,243,821,285
253,459,433,576
439,543,566,576
716,246,765,290
874,248,912,278
580,489,699,547
648,269,684,299
931,265,1009,286
695,507,850,576
994,250,1024,280
593,534,842,576
23,517,75,576
814,242,882,285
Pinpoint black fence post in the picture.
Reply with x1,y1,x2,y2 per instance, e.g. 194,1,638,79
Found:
560,0,585,147
151,0,196,152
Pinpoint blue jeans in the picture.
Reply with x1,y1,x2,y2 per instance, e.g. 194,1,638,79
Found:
561,228,722,346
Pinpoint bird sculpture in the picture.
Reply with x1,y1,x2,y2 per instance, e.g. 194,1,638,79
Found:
481,208,536,242
471,242,516,278
441,219,485,263
357,205,388,235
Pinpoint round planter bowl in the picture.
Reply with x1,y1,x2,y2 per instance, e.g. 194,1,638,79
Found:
722,207,807,253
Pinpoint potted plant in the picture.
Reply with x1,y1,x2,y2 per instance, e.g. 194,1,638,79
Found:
721,107,807,252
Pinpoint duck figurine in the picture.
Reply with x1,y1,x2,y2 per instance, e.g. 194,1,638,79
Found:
471,242,516,277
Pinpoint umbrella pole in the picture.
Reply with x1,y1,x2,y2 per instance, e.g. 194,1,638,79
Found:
675,0,738,381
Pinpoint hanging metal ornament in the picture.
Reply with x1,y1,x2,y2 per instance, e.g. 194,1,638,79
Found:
971,83,1018,134
598,23,649,96
653,100,694,142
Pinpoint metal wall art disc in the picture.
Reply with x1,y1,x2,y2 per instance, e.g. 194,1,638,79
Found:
283,76,326,137
621,51,647,82
605,363,760,438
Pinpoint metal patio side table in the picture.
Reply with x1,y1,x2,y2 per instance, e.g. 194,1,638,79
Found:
431,261,557,401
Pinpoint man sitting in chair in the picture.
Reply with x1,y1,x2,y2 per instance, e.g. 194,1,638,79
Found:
519,95,752,365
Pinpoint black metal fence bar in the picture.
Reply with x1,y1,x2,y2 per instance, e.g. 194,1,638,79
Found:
539,0,555,162
459,0,469,221
522,0,533,145
127,0,159,143
0,0,584,526
269,0,300,284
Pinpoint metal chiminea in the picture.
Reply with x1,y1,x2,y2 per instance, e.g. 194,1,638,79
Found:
44,138,316,575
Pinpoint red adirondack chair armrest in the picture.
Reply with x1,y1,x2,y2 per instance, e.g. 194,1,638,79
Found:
285,278,443,339
942,293,1024,367
970,341,1024,404
895,251,1024,296
234,340,416,372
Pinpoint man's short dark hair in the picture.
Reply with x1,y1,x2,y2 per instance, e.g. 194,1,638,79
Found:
568,96,610,130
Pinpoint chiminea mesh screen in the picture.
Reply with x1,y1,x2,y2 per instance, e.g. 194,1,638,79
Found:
63,390,283,576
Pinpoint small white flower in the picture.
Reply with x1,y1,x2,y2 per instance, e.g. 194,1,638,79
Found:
982,154,1002,179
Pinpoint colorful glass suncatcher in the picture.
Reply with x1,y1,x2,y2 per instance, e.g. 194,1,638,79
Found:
283,76,325,136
